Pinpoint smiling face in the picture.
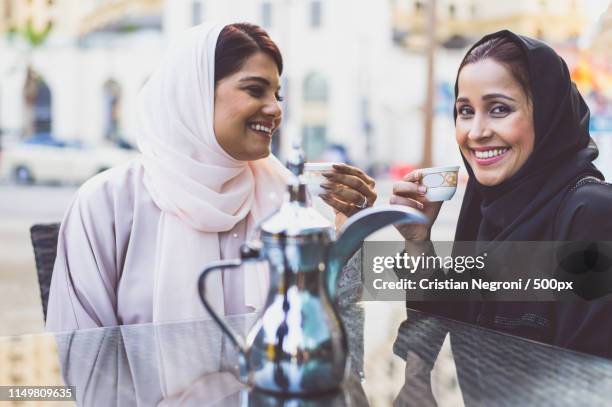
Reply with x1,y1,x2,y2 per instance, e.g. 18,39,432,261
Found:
455,58,535,186
214,51,283,161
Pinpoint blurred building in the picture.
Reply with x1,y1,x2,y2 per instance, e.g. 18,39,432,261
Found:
161,0,441,165
1,0,420,166
79,0,162,35
392,0,589,51
0,0,605,169
0,0,163,144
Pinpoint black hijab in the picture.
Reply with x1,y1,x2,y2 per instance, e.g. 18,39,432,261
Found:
453,30,602,246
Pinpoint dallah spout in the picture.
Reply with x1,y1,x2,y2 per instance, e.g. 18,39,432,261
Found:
326,205,428,301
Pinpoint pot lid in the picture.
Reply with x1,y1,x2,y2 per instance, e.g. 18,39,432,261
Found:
260,200,333,237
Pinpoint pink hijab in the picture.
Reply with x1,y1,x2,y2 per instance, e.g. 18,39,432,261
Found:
136,23,289,323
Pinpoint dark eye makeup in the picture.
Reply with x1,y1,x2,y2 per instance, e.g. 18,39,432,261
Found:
243,85,284,102
457,105,474,116
244,85,264,97
455,102,515,118
490,103,513,116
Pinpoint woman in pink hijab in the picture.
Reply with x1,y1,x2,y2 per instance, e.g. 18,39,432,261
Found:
45,23,377,331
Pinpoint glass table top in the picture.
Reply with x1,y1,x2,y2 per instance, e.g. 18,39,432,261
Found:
2,303,612,406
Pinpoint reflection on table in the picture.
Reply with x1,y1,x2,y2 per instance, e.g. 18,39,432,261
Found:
53,306,366,406
393,309,612,406
2,304,612,406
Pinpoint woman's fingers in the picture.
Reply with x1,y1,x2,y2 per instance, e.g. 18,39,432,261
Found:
390,195,424,210
331,163,376,187
320,193,358,217
393,169,426,200
322,172,377,204
392,180,427,199
403,170,422,183
389,169,444,242
321,182,369,207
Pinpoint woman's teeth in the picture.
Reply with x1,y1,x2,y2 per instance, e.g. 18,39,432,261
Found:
474,148,509,159
249,123,272,134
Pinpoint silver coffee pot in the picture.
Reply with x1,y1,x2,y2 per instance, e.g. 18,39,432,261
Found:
198,143,426,396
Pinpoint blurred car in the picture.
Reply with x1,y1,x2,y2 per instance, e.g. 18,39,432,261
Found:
0,133,138,185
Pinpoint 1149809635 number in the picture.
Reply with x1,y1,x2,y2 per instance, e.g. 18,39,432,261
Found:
0,386,75,401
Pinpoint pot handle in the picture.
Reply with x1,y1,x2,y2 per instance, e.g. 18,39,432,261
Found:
197,244,262,375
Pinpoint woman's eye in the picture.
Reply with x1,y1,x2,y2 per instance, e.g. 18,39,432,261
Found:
457,105,474,116
491,104,510,115
245,86,265,97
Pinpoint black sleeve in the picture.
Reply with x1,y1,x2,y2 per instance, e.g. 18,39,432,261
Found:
553,182,612,358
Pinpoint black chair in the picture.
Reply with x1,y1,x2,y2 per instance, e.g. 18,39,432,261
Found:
30,223,60,321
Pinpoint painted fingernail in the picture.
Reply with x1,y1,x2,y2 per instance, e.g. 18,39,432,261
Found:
322,172,332,178
320,183,332,190
418,185,427,193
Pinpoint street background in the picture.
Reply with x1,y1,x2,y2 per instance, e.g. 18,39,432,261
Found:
1,1,611,405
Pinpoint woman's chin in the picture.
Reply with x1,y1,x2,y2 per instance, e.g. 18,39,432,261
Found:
247,148,271,161
474,171,506,187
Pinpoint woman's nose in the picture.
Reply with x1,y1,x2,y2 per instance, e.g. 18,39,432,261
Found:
263,97,282,119
467,115,490,141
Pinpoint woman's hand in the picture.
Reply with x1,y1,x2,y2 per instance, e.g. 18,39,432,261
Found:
391,170,442,241
319,163,377,221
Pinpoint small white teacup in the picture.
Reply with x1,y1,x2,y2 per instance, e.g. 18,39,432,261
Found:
419,165,460,202
303,162,336,197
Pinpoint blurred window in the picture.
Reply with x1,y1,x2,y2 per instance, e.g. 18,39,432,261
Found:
302,126,327,160
310,1,322,28
261,2,272,28
392,28,409,46
192,1,203,26
415,0,424,14
23,70,52,137
303,73,328,102
35,80,52,133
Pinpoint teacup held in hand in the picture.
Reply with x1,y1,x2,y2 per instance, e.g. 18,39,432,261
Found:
303,162,337,197
419,165,460,202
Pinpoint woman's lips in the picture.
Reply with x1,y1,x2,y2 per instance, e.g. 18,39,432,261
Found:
249,127,273,139
247,121,274,139
470,147,510,166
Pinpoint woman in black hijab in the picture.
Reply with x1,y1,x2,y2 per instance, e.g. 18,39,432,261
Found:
453,30,606,243
392,30,612,356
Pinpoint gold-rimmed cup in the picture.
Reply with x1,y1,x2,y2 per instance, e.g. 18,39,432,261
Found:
418,165,460,202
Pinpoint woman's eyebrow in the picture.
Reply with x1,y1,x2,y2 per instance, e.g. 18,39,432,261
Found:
239,76,281,91
456,97,469,104
482,93,516,102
